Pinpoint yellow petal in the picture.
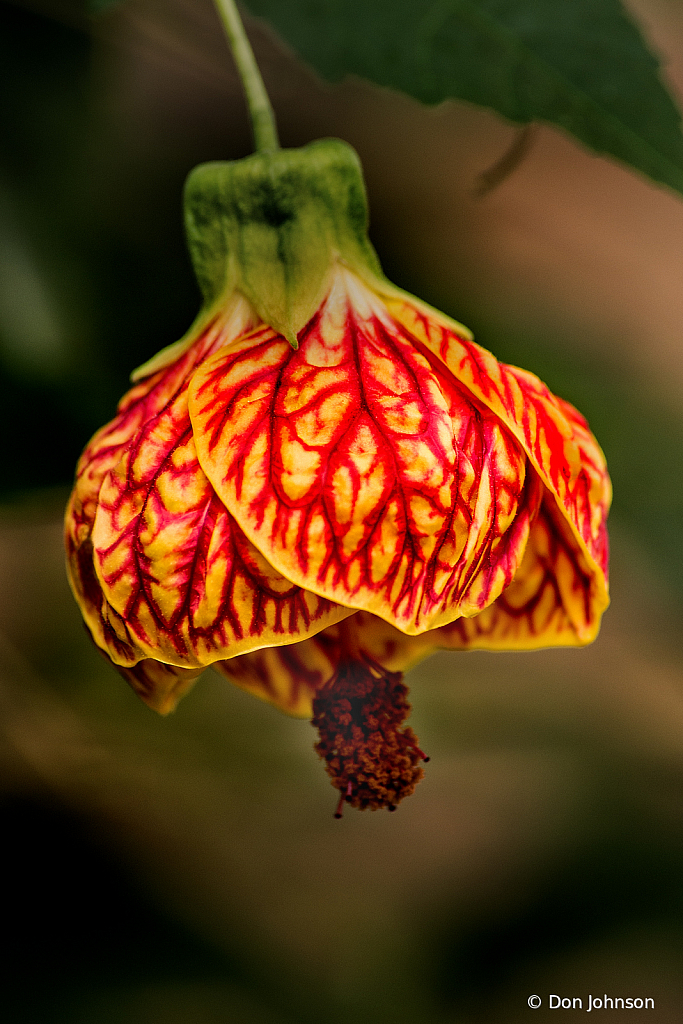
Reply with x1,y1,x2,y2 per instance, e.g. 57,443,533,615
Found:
189,268,540,635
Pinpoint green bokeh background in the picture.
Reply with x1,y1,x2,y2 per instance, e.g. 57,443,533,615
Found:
2,0,683,1020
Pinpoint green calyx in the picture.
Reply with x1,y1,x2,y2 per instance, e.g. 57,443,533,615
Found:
183,138,384,348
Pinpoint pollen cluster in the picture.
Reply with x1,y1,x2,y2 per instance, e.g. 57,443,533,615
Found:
311,655,427,814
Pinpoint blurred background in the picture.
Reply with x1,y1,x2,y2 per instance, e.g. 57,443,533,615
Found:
2,0,683,1020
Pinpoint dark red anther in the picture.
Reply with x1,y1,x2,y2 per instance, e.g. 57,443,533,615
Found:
333,781,353,819
410,741,430,762
313,655,425,814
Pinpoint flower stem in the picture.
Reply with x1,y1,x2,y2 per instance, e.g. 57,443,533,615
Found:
213,0,280,153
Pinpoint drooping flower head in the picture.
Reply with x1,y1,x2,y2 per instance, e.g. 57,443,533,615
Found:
65,140,610,816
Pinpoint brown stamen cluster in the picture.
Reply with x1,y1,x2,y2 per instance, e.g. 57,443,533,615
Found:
312,656,428,817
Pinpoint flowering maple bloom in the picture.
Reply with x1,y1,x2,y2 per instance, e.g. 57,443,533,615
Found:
65,140,610,816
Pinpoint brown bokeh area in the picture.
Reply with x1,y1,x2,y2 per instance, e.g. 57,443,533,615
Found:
3,0,683,1020
3,512,683,1022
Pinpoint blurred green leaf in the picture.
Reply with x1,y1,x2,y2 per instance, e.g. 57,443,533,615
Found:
245,0,683,197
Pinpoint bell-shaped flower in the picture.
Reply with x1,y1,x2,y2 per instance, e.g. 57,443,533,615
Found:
66,140,610,816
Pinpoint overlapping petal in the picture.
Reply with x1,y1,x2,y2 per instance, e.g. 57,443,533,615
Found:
67,295,259,654
216,610,438,718
434,495,604,649
90,399,349,668
189,268,545,635
385,296,611,581
113,658,205,715
67,267,610,721
66,293,350,696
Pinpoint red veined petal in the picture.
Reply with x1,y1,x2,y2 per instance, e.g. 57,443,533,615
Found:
66,292,350,674
214,623,344,718
216,491,606,719
66,292,259,589
86,621,203,713
88,390,351,669
216,610,439,718
108,654,203,715
433,493,605,649
189,268,541,634
71,293,259,538
385,295,610,609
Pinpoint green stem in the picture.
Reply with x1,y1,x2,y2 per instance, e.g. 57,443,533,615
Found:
213,0,280,153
